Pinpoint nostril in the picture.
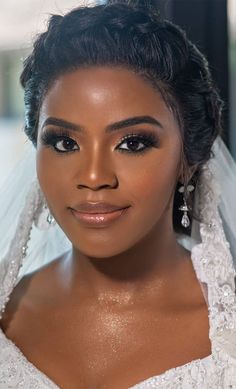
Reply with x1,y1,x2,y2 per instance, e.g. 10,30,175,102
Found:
76,176,118,190
77,182,117,190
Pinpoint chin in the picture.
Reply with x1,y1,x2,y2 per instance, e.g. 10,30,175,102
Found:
72,239,131,259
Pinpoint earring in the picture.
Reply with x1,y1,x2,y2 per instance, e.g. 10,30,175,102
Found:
34,202,56,230
178,184,195,228
46,210,56,226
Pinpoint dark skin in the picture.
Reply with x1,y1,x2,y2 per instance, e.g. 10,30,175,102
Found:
0,67,211,389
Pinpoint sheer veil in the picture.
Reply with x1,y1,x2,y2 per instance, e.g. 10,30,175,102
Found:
0,140,71,314
179,136,236,269
0,134,236,316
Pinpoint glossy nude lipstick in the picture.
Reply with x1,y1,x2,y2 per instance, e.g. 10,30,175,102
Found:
70,201,130,227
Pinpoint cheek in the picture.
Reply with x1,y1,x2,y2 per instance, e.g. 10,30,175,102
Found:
121,149,181,226
36,150,68,210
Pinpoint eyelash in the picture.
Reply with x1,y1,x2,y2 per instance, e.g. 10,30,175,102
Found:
40,128,159,155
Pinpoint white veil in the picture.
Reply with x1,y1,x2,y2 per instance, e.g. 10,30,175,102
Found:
179,136,236,269
0,134,235,317
0,140,71,314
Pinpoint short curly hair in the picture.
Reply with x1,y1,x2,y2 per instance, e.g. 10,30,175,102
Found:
20,0,224,234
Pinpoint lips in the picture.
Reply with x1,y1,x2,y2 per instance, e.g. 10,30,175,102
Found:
70,201,130,227
71,201,129,214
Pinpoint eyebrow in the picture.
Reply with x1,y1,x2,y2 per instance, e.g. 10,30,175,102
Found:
41,115,163,133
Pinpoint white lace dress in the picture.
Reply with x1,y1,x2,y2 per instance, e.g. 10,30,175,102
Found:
0,166,236,388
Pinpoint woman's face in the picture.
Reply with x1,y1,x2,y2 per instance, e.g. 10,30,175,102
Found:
37,67,183,258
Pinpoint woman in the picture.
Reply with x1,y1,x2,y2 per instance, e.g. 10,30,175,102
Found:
0,1,236,388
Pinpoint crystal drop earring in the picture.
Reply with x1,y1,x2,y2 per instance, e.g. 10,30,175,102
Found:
47,211,55,225
34,202,56,230
178,184,195,228
33,184,56,230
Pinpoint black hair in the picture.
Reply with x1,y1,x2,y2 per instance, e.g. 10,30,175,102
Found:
20,0,224,234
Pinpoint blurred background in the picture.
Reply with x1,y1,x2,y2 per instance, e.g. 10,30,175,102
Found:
0,0,235,185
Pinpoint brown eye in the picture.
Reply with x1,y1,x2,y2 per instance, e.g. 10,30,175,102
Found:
40,129,80,153
54,138,78,152
119,137,145,152
117,132,159,154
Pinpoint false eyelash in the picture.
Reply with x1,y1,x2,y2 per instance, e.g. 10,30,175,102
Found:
40,128,159,154
40,128,78,153
40,128,71,144
116,131,159,153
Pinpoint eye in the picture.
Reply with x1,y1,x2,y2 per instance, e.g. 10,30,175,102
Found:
40,129,159,154
116,132,159,154
40,129,79,153
54,137,78,152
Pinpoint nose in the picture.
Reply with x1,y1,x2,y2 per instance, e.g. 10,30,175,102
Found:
76,147,118,191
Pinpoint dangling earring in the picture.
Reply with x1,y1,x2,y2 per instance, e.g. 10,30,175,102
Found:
46,211,55,225
178,184,195,228
34,202,56,230
33,186,56,230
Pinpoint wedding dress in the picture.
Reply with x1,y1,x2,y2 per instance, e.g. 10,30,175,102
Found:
0,136,236,388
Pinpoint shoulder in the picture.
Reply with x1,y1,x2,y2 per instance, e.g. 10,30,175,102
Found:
0,251,68,332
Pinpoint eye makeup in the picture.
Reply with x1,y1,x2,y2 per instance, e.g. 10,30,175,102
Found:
39,128,159,155
116,131,159,154
40,128,79,153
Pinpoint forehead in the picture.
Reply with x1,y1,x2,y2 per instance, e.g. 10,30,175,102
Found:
39,66,178,131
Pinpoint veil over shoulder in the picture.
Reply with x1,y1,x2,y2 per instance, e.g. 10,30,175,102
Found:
0,134,236,388
0,140,71,316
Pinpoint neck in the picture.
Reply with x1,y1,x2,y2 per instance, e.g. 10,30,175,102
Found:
59,219,189,303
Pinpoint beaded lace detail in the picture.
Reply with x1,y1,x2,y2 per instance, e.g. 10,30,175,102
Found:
0,164,236,388
0,180,41,320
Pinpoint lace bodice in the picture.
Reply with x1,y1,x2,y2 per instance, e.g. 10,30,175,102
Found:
0,165,236,388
